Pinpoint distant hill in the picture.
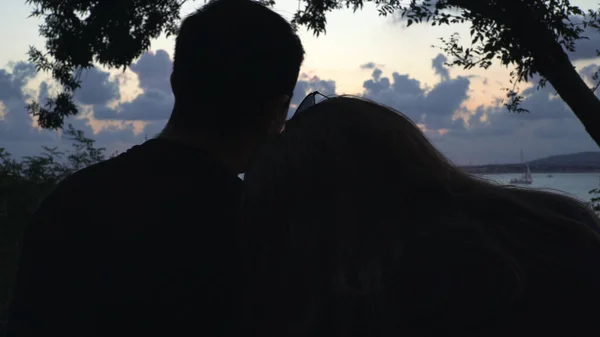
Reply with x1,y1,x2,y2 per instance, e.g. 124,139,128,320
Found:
461,151,600,174
528,152,600,167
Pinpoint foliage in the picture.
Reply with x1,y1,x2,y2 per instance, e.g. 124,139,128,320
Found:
590,188,600,214
0,126,108,334
25,0,186,129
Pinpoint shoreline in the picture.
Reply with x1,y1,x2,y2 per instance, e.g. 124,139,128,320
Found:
463,170,600,175
460,166,600,175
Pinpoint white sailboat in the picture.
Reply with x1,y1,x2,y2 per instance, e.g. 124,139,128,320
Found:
510,150,533,185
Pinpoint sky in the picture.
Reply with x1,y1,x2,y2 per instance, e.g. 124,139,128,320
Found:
1,0,600,165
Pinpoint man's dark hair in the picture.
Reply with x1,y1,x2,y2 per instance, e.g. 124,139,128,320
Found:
170,0,305,137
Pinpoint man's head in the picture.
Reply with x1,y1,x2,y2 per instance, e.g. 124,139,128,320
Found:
167,0,304,169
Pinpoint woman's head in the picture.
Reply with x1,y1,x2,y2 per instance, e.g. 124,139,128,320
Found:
246,96,482,241
242,96,600,336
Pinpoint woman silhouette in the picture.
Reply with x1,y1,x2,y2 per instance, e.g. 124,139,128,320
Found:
242,96,600,337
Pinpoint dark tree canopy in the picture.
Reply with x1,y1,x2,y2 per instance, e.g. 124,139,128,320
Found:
25,0,600,147
26,0,185,129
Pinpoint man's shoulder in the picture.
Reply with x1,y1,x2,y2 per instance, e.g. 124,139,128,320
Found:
37,144,153,217
55,151,137,198
33,139,243,226
44,139,242,214
26,146,157,239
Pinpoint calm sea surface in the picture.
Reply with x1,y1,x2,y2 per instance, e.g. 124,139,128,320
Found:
481,173,600,202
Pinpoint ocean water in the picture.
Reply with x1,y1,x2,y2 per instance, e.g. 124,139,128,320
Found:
482,173,600,202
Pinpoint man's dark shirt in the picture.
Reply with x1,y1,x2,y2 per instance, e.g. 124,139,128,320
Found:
7,138,244,337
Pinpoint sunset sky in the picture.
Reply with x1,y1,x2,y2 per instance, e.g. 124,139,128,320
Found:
1,0,600,164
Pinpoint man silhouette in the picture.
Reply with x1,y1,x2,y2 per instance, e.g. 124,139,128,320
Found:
7,0,304,336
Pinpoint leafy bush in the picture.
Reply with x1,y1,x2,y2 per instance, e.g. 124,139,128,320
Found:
0,125,110,334
590,188,600,214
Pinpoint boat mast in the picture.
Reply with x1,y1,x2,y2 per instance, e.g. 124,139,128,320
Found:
520,149,524,164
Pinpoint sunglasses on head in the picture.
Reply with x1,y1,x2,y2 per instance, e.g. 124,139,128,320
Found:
294,91,331,117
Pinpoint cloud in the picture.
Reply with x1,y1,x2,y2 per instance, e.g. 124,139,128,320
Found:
432,54,450,82
130,49,172,93
360,59,468,132
579,64,599,85
1,51,598,167
437,66,598,164
74,67,120,105
0,62,149,159
92,50,173,124
359,62,384,70
353,54,599,165
95,88,173,121
360,62,377,70
422,76,469,129
0,62,53,144
0,62,36,103
568,16,600,62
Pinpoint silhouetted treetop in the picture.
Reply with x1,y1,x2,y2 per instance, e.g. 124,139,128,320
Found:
26,0,185,129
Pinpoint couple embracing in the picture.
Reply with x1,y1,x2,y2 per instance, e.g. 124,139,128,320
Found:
8,1,600,337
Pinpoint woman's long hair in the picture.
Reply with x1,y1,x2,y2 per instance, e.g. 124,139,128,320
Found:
241,96,600,337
